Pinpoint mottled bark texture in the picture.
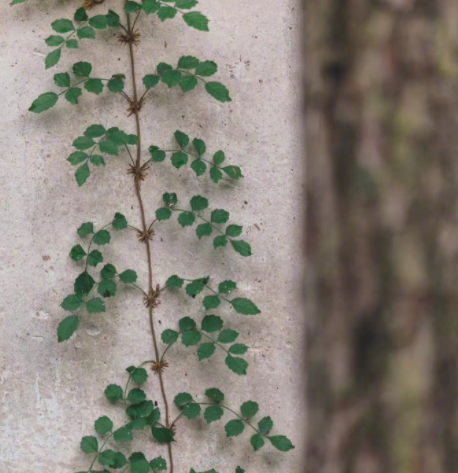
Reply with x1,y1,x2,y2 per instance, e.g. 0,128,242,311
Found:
304,1,458,472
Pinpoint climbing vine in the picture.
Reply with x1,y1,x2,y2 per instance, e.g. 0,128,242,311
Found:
14,0,294,472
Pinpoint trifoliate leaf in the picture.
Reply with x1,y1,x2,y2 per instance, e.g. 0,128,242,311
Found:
196,61,217,77
182,330,202,347
204,405,224,423
95,416,113,435
52,19,74,33
73,61,92,77
171,151,188,168
231,240,252,257
161,329,179,344
86,298,105,313
226,225,243,237
166,275,184,289
191,159,207,176
183,11,209,31
93,229,111,245
61,294,83,311
213,235,228,249
98,279,117,297
202,295,221,310
196,223,212,239
198,343,216,360
258,416,273,433
241,401,259,418
231,298,260,315
57,315,79,342
251,434,265,451
101,263,116,280
206,82,231,102
29,92,58,113
105,384,123,402
112,212,128,230
179,316,196,331
80,435,98,454
156,208,172,220
143,74,160,89
70,244,86,261
205,388,224,402
218,329,239,344
201,314,223,332
225,419,245,437
119,269,137,284
268,436,295,452
178,212,195,227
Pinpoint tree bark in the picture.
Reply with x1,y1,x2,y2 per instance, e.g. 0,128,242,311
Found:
304,1,458,472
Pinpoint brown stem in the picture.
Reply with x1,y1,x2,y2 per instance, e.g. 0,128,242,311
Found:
125,11,174,473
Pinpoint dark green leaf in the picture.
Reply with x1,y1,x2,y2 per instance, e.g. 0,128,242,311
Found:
229,343,248,355
119,269,137,284
241,401,258,418
106,10,121,27
95,416,113,435
171,151,188,168
198,342,216,360
73,61,92,77
226,355,248,375
156,208,172,221
185,280,205,296
45,35,64,46
73,136,95,150
231,240,252,257
157,62,172,74
190,195,208,211
182,330,202,347
89,15,108,29
218,329,239,343
74,7,88,21
213,235,228,249
107,77,124,93
226,225,243,237
77,222,94,237
202,295,220,310
178,212,195,227
213,150,225,165
179,316,196,331
65,88,82,105
210,166,223,183
192,138,205,156
131,459,150,473
131,368,148,384
57,315,79,342
151,426,175,443
74,163,90,184
98,279,117,297
258,416,273,433
78,26,96,39
179,75,198,92
74,271,95,296
174,130,189,148
166,275,184,289
86,298,105,313
211,209,229,224
174,392,193,407
125,1,142,13
66,39,79,49
218,280,236,294
113,426,132,443
204,405,224,423
29,92,58,113
161,329,179,344
87,250,103,267
150,457,167,471
177,56,199,69
225,419,244,437
223,165,243,180
162,70,182,88
101,263,117,280
85,79,104,95
128,388,146,404
196,61,217,77
99,140,119,156
84,124,105,138
143,74,160,89
104,384,123,402
80,436,98,453
128,418,146,430
163,192,178,206
99,450,128,468
142,0,161,13
93,229,111,245
112,212,128,230
268,436,295,452
231,298,260,315
151,149,166,162
70,244,86,261
175,0,197,8
183,403,201,419
45,48,61,69
191,159,207,176
183,11,209,31
206,82,231,102
251,434,265,451
61,294,83,311
68,151,87,165
201,314,223,332
157,5,177,20
205,388,224,402
130,453,146,463
196,223,212,239
52,19,74,33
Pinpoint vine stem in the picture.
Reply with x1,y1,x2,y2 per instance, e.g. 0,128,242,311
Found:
125,10,174,473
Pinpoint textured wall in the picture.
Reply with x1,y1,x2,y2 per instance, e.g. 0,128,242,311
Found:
0,1,304,472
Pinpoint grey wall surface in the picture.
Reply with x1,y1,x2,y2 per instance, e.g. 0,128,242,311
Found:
0,1,304,472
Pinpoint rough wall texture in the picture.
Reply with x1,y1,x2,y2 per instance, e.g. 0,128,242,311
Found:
0,1,304,472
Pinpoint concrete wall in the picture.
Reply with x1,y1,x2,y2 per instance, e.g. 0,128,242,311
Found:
0,1,304,472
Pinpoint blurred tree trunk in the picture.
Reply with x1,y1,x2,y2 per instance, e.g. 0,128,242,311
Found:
304,1,458,472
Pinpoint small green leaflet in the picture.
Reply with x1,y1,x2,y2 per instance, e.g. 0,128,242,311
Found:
268,435,295,452
80,435,98,454
151,426,175,443
166,275,184,289
225,355,248,375
204,405,224,423
95,416,113,435
174,392,193,407
119,269,137,283
231,240,252,257
241,401,259,418
162,329,179,344
57,315,79,342
206,82,231,102
45,49,61,69
150,457,167,471
251,434,265,451
183,11,209,31
114,426,132,443
128,388,146,404
29,93,58,113
205,387,224,402
98,279,117,297
105,384,123,402
225,419,244,437
230,298,260,315
86,297,106,313
201,314,223,333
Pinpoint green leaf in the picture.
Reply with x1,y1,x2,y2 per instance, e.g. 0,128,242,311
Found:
231,298,260,315
105,384,123,402
211,209,229,224
182,330,202,347
65,88,82,105
163,192,178,206
231,240,252,257
74,7,88,21
162,70,182,88
73,136,95,150
70,244,86,261
128,418,146,430
226,355,248,375
86,298,106,313
196,61,217,77
119,269,137,284
78,26,96,39
112,212,128,230
178,56,199,69
107,77,124,93
268,436,295,452
150,457,167,471
201,314,223,332
98,279,117,297
185,280,205,296
183,11,209,31
213,235,228,249
226,225,243,237
84,124,106,138
130,453,146,463
157,62,172,75
143,74,160,88
93,229,111,245
236,468,246,473
11,0,28,4
175,0,197,8
206,82,231,102
87,250,103,267
61,294,83,311
29,92,58,113
162,329,179,344
192,138,205,156
179,316,196,331
57,315,79,342
142,0,161,13
99,450,128,468
74,271,95,296
151,426,175,443
174,392,193,407
225,419,245,437
166,275,184,289
213,150,225,165
174,130,189,148
89,15,108,29
210,167,223,183
157,5,177,20
204,405,224,423
190,195,208,211
151,149,166,162
241,401,259,418
66,39,79,49
183,403,201,419
95,416,113,435
131,459,150,473
131,368,148,384
196,223,212,239
218,329,239,344
198,342,216,360
68,151,87,165
106,9,121,27
156,208,172,220
101,264,117,280
125,1,142,13
75,163,90,186
251,434,265,451
229,343,248,355
52,19,75,33
171,151,188,168
178,212,195,227
45,35,65,46
258,416,273,433
99,140,119,156
202,295,220,310
205,388,224,403
128,388,146,404
218,280,236,294
73,61,92,77
114,426,132,443
179,75,198,93
223,165,243,180
191,159,207,176
53,72,70,89
80,435,98,454
78,222,94,237
85,79,104,95
45,49,61,69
